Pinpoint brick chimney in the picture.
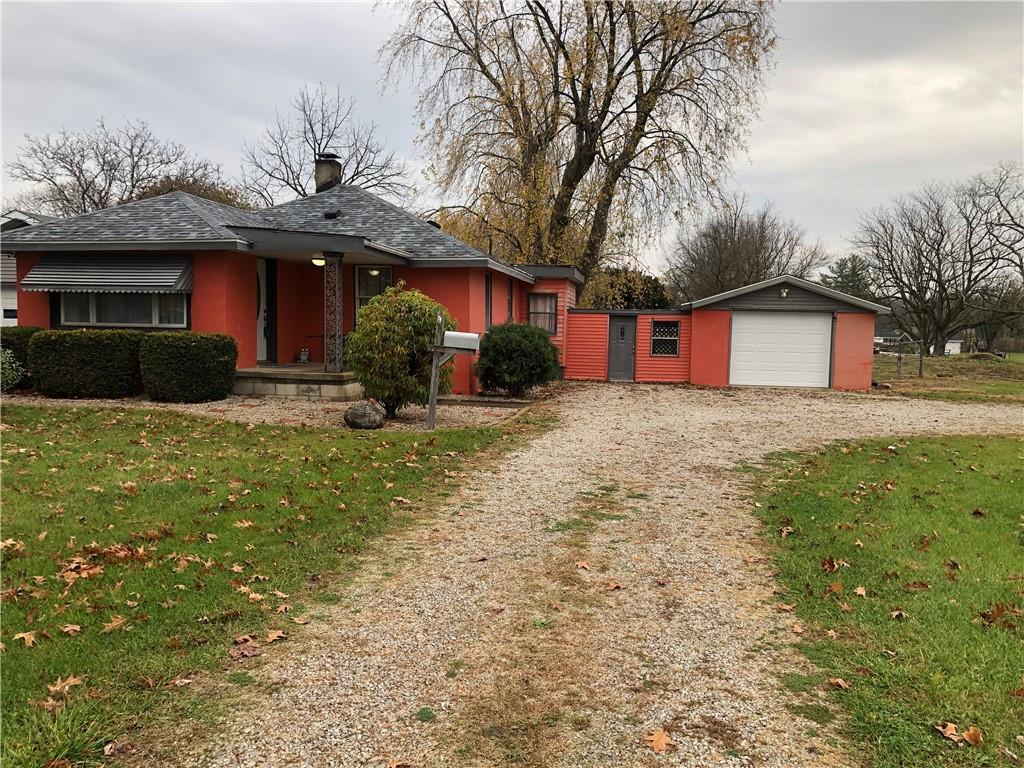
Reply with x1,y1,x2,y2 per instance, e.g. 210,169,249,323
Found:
314,152,342,193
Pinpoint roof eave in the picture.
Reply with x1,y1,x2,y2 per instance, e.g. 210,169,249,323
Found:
1,239,252,252
405,257,535,283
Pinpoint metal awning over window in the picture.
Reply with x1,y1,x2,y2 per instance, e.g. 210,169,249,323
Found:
19,255,193,293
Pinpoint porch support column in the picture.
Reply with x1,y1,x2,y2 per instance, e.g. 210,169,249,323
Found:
324,253,344,372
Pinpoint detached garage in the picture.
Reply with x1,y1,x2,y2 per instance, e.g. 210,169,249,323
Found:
563,275,889,391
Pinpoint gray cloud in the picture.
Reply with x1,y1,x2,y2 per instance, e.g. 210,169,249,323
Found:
3,1,1021,273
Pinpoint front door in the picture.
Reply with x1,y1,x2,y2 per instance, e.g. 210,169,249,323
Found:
608,315,636,381
256,258,268,362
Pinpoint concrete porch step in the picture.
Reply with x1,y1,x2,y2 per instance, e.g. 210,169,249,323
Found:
234,365,363,401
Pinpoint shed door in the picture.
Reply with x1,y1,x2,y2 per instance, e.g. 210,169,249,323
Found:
608,316,636,382
729,311,832,387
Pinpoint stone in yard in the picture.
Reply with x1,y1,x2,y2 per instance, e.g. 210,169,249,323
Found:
344,401,385,430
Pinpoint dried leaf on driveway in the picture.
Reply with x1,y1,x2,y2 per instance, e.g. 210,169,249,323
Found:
644,729,676,753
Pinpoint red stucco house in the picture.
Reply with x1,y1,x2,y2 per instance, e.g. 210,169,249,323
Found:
2,156,888,397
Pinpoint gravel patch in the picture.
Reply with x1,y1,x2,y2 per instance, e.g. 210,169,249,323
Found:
164,383,1021,768
2,392,515,431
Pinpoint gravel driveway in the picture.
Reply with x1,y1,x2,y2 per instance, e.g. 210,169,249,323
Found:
179,383,1022,768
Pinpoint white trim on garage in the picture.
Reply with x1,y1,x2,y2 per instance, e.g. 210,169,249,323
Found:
729,311,832,388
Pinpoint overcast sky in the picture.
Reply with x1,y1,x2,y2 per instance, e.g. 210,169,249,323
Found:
2,1,1022,273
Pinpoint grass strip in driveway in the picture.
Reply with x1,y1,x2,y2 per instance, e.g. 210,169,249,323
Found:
754,436,1024,768
0,404,505,767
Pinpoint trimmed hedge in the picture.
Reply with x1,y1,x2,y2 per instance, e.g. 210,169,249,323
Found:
475,322,560,397
1,326,43,387
1,348,24,394
140,332,238,402
29,329,143,398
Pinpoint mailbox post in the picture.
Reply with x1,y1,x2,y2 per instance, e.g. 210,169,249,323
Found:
426,311,479,430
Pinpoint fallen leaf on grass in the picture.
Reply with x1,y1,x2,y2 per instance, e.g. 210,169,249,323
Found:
120,481,138,496
575,560,590,570
827,677,851,690
47,675,84,696
644,729,675,753
228,641,262,659
936,722,961,742
791,622,805,635
854,586,867,597
386,760,413,768
101,615,128,633
903,581,931,591
603,582,624,592
821,556,839,574
776,603,796,613
275,604,292,614
889,610,909,621
290,616,310,625
963,726,983,746
14,631,36,647
266,629,287,643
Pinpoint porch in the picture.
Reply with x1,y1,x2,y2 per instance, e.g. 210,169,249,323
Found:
234,363,363,401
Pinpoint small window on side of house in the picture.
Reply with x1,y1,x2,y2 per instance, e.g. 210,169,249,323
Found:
651,320,679,356
355,266,393,315
527,293,557,335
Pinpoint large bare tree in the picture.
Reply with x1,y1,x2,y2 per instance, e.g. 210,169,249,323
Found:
385,0,775,277
663,196,828,301
242,84,412,206
853,165,1023,355
7,119,223,217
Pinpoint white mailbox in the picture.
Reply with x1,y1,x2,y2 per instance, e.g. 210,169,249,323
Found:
443,330,480,353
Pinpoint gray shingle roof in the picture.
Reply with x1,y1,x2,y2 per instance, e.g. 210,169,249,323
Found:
0,192,261,244
0,186,506,267
258,185,493,261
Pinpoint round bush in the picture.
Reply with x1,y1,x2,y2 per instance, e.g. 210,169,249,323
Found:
29,329,143,398
140,332,238,402
0,326,42,388
1,348,24,393
475,322,559,397
345,285,454,417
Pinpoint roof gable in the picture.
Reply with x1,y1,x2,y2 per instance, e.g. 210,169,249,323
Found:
257,185,493,262
691,275,890,314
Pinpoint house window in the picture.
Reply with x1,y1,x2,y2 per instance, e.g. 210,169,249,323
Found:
485,273,493,330
3,308,17,320
355,266,393,314
527,293,557,334
59,293,188,328
651,320,679,356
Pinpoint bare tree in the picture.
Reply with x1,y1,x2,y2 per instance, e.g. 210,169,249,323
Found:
384,1,775,277
7,119,223,217
977,160,1024,281
853,167,1022,355
242,84,412,206
663,196,828,301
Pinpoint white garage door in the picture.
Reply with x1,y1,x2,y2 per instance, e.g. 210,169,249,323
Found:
729,311,832,387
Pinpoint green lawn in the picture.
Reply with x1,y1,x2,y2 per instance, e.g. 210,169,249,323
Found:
0,405,506,767
873,354,1024,403
756,436,1024,768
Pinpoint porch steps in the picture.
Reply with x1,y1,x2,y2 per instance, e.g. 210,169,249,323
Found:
233,365,363,401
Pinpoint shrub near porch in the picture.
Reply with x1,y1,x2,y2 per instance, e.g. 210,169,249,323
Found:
0,405,501,767
756,436,1024,768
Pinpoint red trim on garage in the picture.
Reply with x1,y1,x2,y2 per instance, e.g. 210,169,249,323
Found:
690,308,731,386
832,312,875,391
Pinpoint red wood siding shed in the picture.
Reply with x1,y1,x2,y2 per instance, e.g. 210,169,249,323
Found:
634,313,692,383
564,313,609,380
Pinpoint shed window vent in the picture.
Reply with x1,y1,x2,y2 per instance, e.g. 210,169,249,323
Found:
651,320,679,356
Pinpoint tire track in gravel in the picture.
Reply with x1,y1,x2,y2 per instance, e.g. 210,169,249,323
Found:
177,383,1022,768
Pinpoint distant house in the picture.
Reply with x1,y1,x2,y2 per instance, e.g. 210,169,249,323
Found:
1,209,58,326
938,338,963,355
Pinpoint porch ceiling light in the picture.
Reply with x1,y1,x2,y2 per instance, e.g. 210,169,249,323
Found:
367,268,381,277
312,256,326,267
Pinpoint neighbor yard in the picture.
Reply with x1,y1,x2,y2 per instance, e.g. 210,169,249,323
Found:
0,405,505,767
757,436,1024,768
873,353,1024,403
